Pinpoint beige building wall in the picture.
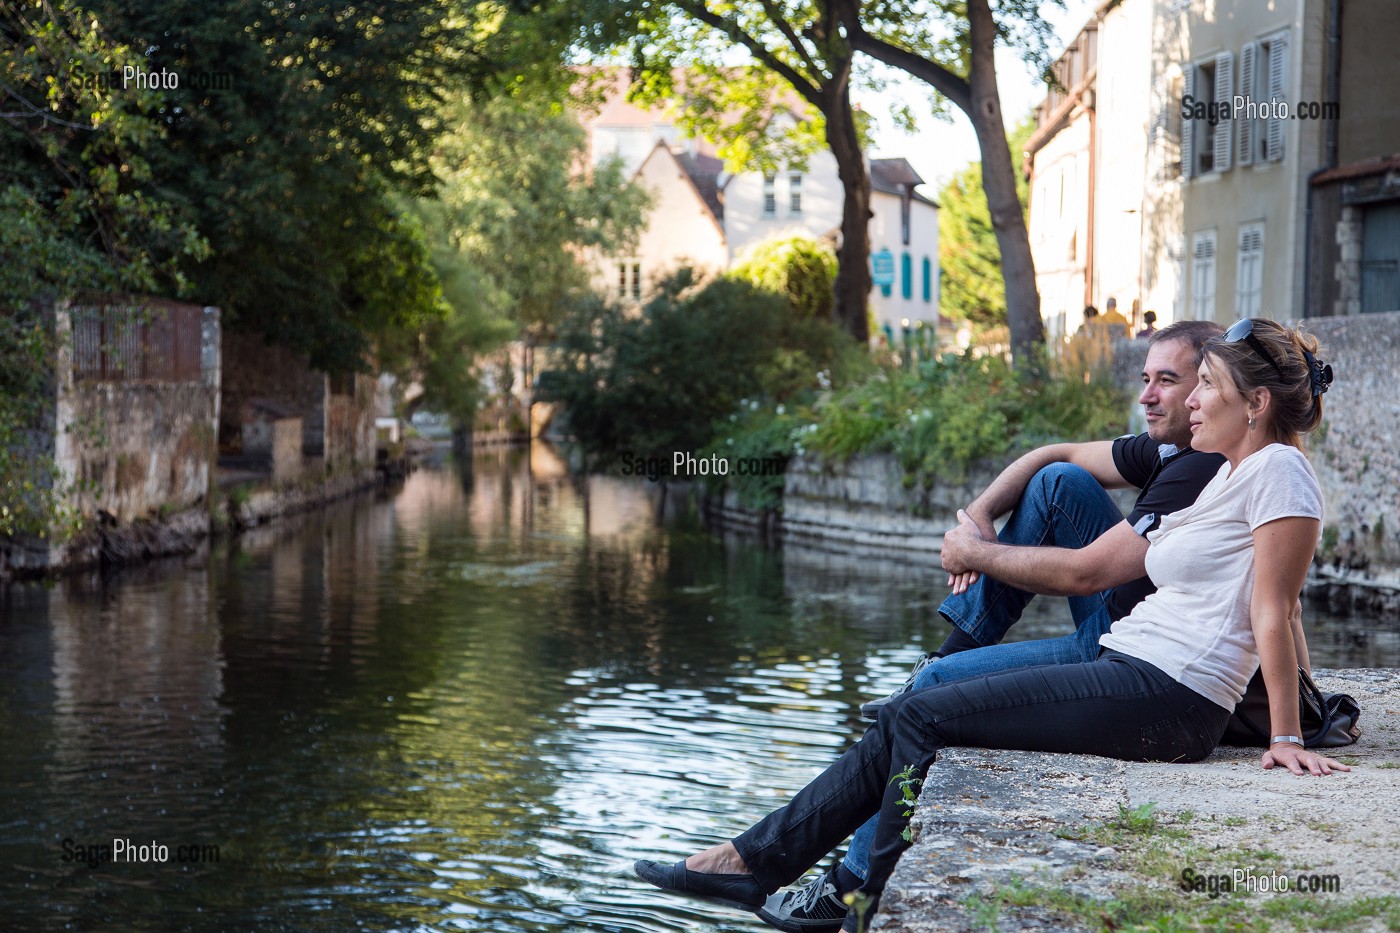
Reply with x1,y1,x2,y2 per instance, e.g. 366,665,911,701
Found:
1150,0,1326,324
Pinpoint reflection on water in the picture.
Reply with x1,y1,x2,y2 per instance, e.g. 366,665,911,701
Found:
1,442,1395,931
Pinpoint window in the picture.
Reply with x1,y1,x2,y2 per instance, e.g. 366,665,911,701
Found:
1237,36,1287,166
617,261,641,301
1185,53,1233,177
1190,231,1217,320
901,253,912,300
788,173,802,215
1235,223,1265,317
762,173,777,217
1259,32,1288,163
921,257,932,303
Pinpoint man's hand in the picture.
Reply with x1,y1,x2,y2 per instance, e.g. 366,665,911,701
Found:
944,509,997,593
941,509,989,578
1261,744,1351,776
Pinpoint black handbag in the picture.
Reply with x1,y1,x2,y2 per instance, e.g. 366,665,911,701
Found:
1220,665,1363,748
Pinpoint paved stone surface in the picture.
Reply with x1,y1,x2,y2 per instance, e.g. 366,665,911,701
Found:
872,669,1400,932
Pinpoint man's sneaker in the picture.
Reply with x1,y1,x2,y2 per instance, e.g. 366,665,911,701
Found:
859,651,938,721
756,866,849,933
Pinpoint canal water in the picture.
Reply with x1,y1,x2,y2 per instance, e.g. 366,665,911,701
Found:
2,444,1396,931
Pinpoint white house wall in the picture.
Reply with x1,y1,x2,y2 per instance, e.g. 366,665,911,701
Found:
1092,0,1152,323
1030,115,1092,341
634,147,729,290
868,191,939,336
724,148,846,261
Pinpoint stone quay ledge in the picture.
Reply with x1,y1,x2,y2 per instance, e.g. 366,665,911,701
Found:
872,668,1400,932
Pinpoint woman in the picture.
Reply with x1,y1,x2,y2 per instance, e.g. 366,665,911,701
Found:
634,319,1348,933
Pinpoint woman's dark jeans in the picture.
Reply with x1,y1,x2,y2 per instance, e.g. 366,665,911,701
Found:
732,651,1229,900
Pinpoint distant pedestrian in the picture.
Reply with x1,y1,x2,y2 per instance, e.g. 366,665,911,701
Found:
1099,297,1132,339
1076,305,1099,336
1137,310,1158,339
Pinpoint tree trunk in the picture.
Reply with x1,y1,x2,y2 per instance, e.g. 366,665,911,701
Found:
825,79,872,344
967,0,1042,366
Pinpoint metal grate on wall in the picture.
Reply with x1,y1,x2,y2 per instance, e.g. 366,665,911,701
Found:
69,295,205,383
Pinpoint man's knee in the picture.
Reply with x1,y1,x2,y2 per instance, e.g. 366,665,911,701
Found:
1028,462,1099,501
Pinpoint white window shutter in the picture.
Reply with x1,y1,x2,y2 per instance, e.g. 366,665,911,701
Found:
1237,42,1257,166
1214,52,1234,172
1266,34,1288,161
1182,68,1195,178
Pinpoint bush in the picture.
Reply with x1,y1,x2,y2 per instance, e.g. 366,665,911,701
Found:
551,272,789,464
729,234,837,321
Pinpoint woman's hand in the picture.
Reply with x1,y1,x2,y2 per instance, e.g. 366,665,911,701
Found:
1260,743,1351,776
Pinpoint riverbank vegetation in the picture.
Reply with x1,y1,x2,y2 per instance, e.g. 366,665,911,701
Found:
552,239,1129,510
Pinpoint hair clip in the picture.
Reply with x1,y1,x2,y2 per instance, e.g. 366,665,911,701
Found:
1303,350,1333,398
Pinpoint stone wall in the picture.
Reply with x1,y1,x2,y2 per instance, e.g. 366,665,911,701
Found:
780,453,997,555
2,301,221,577
324,373,376,473
61,383,218,522
1112,311,1400,603
219,332,327,455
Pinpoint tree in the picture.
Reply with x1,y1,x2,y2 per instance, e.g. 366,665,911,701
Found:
939,117,1034,332
1,1,206,303
79,0,506,373
837,0,1059,367
593,1,877,343
3,1,207,542
380,93,649,428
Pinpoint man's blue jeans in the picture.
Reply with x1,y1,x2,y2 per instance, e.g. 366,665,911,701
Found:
844,463,1125,879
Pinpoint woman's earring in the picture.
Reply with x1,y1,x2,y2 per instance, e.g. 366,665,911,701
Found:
1249,416,1256,430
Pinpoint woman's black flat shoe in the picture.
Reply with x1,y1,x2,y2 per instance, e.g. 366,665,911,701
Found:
633,858,766,911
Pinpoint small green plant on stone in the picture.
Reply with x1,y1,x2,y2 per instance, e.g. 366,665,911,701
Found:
890,763,925,842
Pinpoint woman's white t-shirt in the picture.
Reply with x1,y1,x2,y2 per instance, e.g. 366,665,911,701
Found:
1099,443,1323,711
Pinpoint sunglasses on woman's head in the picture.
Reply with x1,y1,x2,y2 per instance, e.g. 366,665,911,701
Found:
1223,318,1286,382
1224,318,1334,398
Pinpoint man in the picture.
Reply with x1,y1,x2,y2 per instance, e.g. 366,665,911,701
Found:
1099,296,1133,338
758,320,1226,933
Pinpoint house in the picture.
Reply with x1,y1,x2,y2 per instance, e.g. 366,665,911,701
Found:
583,75,940,340
1025,0,1155,341
1303,0,1400,317
1028,0,1399,335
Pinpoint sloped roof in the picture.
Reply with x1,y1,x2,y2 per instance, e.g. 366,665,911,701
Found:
675,150,725,221
870,157,938,207
636,140,726,231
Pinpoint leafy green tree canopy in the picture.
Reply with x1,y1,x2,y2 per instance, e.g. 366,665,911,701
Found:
939,116,1033,332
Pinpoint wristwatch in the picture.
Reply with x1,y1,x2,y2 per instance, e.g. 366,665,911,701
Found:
1270,735,1304,747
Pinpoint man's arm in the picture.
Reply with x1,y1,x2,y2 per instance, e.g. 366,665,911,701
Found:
941,511,1150,597
963,440,1128,534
